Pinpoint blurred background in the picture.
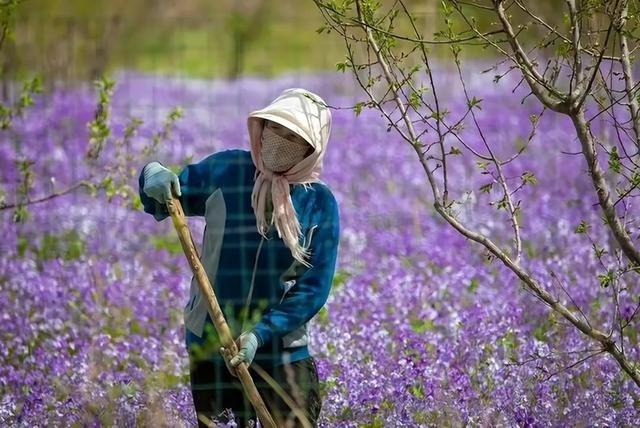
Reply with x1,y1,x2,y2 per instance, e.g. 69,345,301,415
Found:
4,0,565,85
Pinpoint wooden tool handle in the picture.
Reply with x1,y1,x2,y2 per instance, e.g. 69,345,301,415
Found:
165,195,276,428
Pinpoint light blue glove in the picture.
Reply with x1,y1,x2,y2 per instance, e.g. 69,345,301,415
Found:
220,331,260,377
142,161,181,204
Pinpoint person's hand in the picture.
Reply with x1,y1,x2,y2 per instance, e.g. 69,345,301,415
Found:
220,331,260,377
142,162,181,204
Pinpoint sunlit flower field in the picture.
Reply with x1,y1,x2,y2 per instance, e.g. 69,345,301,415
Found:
1,67,638,426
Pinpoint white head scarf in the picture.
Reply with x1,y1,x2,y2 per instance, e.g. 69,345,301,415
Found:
247,88,332,267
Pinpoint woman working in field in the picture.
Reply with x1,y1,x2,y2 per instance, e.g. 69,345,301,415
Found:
138,88,340,427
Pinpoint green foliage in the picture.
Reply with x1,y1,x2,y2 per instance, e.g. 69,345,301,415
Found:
332,268,352,291
467,96,482,110
327,0,354,16
361,417,385,428
0,0,20,46
316,306,330,325
627,326,638,346
150,233,184,255
336,58,351,73
475,160,489,171
608,146,621,173
12,157,35,223
409,382,425,399
409,317,435,334
143,107,184,157
631,170,640,188
574,220,590,234
0,75,43,130
430,108,449,121
17,229,86,262
188,322,223,364
496,195,508,211
101,176,117,201
16,76,43,113
597,269,615,288
592,243,608,259
86,77,116,160
409,87,429,110
12,204,29,223
521,171,537,186
533,317,553,342
498,329,519,361
467,277,479,293
479,182,493,194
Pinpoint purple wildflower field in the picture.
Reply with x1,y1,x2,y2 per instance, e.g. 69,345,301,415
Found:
1,66,639,426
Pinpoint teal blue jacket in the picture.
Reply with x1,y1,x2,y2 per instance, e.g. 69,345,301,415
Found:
138,149,340,366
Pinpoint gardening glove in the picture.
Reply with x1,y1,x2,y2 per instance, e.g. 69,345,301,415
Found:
220,331,260,377
142,161,181,204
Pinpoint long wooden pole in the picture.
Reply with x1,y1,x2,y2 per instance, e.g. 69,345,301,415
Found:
165,195,276,428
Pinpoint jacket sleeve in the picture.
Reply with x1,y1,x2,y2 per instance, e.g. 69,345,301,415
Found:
138,151,234,221
251,186,340,346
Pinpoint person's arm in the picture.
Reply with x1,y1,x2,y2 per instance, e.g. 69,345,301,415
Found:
251,186,340,347
138,150,237,221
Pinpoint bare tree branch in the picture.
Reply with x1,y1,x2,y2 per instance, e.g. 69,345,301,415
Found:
615,0,640,150
313,0,640,389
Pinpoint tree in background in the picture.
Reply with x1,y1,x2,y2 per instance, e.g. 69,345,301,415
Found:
313,0,640,387
227,0,271,79
7,0,296,81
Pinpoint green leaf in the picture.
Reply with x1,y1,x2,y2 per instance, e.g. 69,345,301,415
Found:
598,269,615,288
468,277,479,293
496,196,508,210
479,182,493,193
410,383,425,399
627,326,638,345
17,234,29,257
467,96,483,110
409,91,422,109
150,234,183,255
476,161,489,170
430,108,449,121
593,243,608,258
498,330,519,359
317,307,329,325
12,205,29,223
131,194,143,211
29,229,86,261
574,220,590,234
336,60,350,73
608,146,621,173
168,106,184,121
332,269,351,290
521,171,537,185
408,64,422,75
533,323,548,342
410,317,435,334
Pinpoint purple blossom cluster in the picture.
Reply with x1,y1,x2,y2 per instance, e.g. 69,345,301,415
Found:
1,67,639,426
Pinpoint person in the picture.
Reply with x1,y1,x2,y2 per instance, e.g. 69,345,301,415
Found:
138,88,340,427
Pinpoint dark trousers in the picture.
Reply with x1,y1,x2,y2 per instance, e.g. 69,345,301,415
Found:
187,350,322,427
